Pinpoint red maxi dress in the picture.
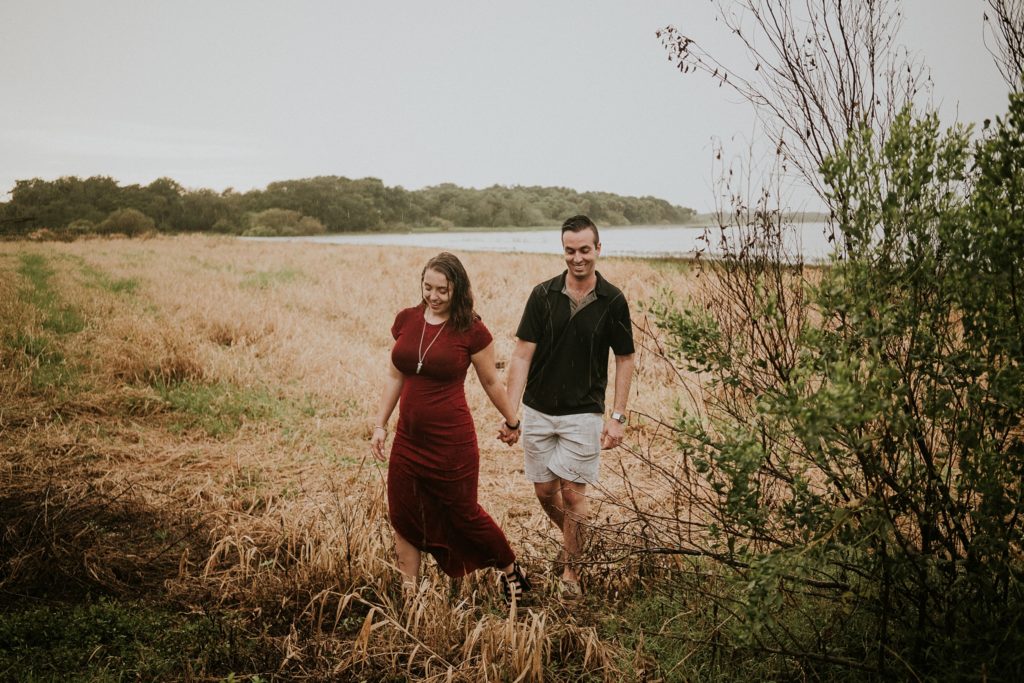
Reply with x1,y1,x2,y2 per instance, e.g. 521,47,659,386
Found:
387,305,516,577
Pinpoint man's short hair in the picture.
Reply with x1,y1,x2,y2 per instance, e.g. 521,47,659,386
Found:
561,214,599,245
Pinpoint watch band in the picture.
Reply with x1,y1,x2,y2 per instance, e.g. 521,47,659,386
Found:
611,411,626,424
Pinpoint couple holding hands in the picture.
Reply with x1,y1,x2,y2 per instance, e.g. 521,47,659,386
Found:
369,215,635,603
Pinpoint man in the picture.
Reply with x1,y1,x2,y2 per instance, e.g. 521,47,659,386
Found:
502,214,635,597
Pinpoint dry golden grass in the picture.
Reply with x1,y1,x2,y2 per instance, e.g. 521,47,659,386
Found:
0,235,704,680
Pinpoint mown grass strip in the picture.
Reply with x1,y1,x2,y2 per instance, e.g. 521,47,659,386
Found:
7,253,84,391
17,253,86,335
5,331,78,390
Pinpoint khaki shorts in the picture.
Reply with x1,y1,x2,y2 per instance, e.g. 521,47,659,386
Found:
522,405,604,484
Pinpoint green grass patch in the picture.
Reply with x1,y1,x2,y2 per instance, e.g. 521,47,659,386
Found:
41,306,86,335
4,331,81,391
645,256,695,275
17,253,86,335
0,597,267,681
598,583,800,683
239,267,304,290
6,331,64,366
153,380,312,438
9,253,86,392
600,587,711,682
598,578,901,682
80,263,139,295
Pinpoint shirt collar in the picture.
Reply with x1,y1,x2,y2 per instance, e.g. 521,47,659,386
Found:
547,270,610,297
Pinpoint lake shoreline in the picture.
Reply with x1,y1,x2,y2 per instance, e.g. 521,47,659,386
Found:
243,221,836,263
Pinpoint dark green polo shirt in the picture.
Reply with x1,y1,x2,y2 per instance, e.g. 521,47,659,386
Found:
515,270,634,416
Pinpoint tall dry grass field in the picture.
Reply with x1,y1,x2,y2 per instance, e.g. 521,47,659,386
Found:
0,235,703,681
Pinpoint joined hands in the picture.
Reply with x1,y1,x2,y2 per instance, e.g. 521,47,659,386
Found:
497,421,520,446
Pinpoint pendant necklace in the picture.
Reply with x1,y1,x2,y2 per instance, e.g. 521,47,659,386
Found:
417,317,447,374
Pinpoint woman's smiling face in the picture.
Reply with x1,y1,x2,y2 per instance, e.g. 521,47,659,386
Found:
421,267,452,318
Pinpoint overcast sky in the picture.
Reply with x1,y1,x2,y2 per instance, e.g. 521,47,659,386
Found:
0,1,1010,212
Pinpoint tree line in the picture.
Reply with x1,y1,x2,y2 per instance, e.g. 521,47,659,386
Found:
0,175,696,237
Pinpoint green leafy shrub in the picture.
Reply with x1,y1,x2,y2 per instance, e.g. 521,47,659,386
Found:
99,207,157,237
67,218,98,235
635,98,1024,680
241,208,325,236
212,217,242,234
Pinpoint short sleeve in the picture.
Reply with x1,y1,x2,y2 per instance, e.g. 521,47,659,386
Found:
391,308,409,340
467,317,493,355
609,294,635,355
514,286,546,342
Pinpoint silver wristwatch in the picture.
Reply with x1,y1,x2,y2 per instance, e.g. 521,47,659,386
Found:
610,411,627,424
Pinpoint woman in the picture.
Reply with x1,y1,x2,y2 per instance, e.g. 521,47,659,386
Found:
370,252,530,602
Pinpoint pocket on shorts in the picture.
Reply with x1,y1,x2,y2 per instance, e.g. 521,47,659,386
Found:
559,417,603,457
560,436,598,458
550,415,604,484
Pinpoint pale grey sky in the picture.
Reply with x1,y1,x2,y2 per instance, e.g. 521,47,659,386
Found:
0,1,1010,211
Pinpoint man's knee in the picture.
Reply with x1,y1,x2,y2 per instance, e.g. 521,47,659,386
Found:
560,481,588,511
534,480,560,505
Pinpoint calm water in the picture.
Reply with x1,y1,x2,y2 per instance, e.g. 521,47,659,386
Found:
246,223,837,262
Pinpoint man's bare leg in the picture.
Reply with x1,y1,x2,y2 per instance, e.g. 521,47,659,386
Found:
534,480,566,530
559,480,588,584
535,478,588,586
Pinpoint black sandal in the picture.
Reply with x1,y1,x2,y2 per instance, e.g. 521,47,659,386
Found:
501,561,532,603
